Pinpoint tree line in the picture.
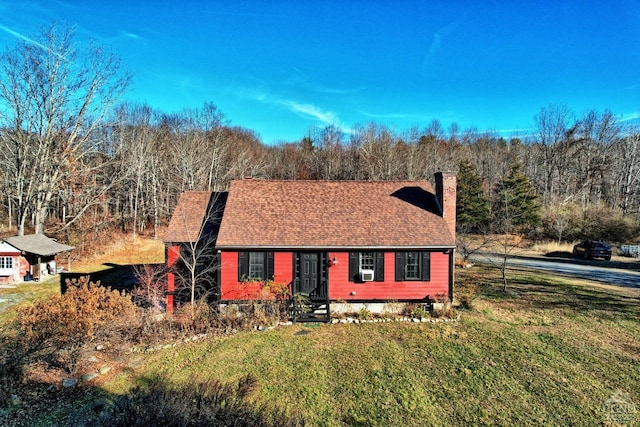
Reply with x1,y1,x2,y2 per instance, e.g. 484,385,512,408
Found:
1,24,639,247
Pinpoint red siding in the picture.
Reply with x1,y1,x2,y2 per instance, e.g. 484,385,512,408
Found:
327,251,449,301
220,251,293,300
18,256,29,278
220,250,451,302
165,245,181,311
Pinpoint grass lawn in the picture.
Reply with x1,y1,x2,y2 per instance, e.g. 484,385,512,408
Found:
2,238,638,426
95,265,640,427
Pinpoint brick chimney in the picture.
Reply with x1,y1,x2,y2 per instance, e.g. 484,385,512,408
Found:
435,171,456,241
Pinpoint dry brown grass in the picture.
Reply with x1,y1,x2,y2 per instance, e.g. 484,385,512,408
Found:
530,240,575,255
72,236,165,273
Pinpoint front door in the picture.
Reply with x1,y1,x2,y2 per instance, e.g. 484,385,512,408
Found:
295,252,327,299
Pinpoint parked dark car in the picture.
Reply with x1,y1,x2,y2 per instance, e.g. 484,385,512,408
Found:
572,240,612,261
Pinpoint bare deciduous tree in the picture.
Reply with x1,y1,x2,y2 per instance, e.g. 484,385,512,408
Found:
533,104,574,206
0,23,130,235
169,193,225,312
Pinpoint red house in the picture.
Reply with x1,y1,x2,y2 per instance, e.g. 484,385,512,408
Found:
164,173,456,320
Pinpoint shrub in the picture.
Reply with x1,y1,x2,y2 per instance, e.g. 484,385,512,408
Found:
430,305,457,319
356,307,373,320
132,263,167,311
17,276,139,372
172,300,218,334
401,303,429,319
414,307,431,319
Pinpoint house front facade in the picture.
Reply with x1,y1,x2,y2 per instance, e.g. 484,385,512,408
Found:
216,173,456,318
165,173,456,319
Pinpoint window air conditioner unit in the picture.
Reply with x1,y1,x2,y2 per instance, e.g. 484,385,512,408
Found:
360,269,375,282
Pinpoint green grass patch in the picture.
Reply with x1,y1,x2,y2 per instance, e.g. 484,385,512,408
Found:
100,267,639,426
0,276,60,326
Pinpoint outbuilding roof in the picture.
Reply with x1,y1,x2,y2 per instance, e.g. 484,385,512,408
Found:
215,180,455,249
4,234,74,257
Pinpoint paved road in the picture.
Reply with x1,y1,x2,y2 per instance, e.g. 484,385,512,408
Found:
470,253,640,289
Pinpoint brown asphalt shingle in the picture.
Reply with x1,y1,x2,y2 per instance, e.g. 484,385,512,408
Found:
164,191,213,243
215,180,454,249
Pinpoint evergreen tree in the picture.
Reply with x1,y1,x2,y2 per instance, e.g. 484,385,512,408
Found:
456,159,490,232
493,161,541,232
301,135,314,153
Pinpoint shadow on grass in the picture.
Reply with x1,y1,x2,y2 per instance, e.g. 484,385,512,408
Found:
459,266,640,322
60,263,165,294
0,372,303,427
90,374,301,427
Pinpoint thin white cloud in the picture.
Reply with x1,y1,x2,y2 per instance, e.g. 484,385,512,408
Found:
288,67,364,95
0,23,71,61
243,88,351,134
122,31,143,41
279,98,351,134
0,24,49,51
621,112,640,122
422,21,459,78
286,101,338,124
358,110,416,120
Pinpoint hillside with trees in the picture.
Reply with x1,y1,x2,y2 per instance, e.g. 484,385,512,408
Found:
1,25,639,249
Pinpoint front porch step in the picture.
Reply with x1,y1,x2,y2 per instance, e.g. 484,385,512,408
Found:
291,301,330,323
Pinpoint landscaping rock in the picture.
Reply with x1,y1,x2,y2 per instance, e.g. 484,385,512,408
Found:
81,373,99,382
63,378,78,388
99,366,112,375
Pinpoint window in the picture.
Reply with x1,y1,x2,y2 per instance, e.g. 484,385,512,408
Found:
360,252,375,271
249,252,264,279
238,252,274,281
349,252,384,282
395,252,430,281
0,257,12,270
404,252,420,279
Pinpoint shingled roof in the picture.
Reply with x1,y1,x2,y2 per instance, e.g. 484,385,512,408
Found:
215,180,455,249
164,191,214,243
4,234,74,256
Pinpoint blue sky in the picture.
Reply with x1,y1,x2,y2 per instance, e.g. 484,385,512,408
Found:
0,1,639,144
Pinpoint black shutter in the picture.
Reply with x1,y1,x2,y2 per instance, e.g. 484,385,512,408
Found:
374,252,384,282
292,253,300,293
266,252,274,280
395,252,405,281
422,252,431,281
238,251,248,281
349,252,359,282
